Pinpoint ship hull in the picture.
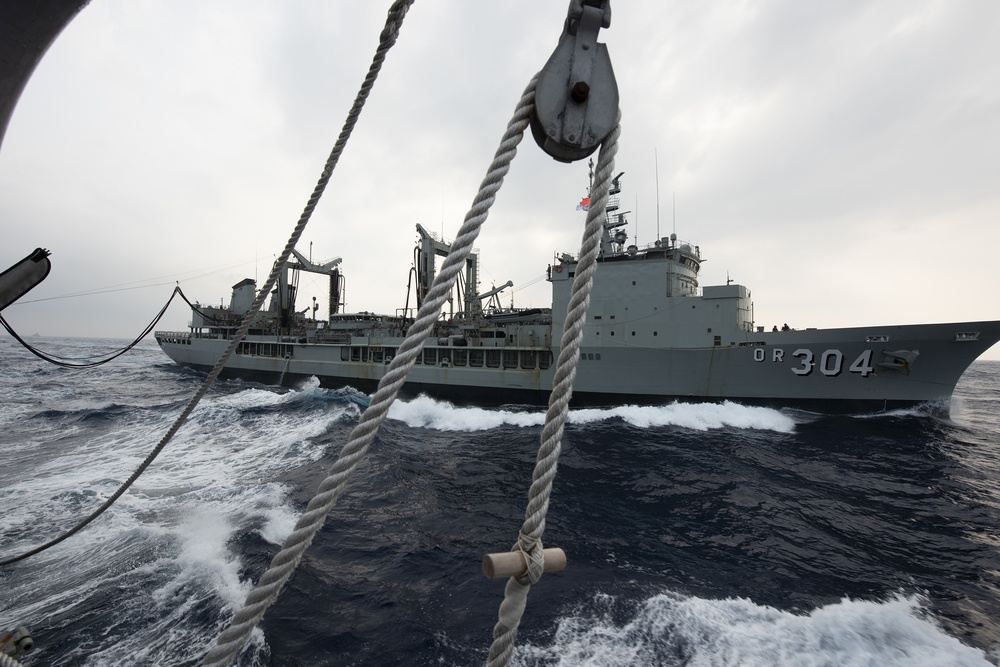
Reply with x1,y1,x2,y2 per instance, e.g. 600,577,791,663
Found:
164,360,935,413
157,319,1000,414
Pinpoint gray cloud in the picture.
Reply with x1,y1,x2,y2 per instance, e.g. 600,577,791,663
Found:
1,0,997,359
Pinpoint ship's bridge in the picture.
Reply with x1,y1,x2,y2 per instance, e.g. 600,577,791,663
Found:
549,232,702,298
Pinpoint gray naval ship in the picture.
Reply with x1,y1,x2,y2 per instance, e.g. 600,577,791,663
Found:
156,177,1000,414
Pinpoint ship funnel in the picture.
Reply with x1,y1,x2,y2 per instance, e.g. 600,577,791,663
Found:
229,278,256,316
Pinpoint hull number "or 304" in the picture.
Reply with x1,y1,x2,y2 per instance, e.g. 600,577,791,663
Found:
752,348,875,377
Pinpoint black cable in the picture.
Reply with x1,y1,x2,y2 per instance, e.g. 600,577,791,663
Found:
174,286,245,327
0,286,182,368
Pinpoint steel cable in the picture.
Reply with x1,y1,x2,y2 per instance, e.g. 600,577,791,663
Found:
0,286,180,368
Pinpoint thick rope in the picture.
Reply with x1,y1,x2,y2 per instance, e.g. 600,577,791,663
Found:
487,115,621,667
201,72,540,667
0,654,26,667
0,0,414,568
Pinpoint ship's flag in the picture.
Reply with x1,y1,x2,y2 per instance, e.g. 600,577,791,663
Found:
576,196,590,211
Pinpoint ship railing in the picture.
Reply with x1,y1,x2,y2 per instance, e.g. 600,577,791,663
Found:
154,331,192,346
633,237,701,257
314,329,352,344
154,331,191,340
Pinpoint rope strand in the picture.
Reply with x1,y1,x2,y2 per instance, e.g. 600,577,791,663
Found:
487,113,621,667
201,70,539,667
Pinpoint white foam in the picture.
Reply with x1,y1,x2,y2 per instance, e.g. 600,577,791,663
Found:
152,508,250,612
854,400,952,421
256,483,301,546
514,592,990,667
387,395,796,433
388,395,544,430
571,402,796,433
0,379,347,665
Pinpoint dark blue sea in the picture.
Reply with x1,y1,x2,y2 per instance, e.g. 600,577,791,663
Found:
2,336,1000,666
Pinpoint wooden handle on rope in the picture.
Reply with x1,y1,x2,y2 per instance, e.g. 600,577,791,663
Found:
482,548,567,580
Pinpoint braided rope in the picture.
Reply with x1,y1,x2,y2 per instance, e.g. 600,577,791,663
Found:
0,654,26,667
487,115,621,667
202,75,540,667
0,651,24,667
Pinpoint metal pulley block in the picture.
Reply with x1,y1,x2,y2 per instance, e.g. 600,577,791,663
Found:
531,0,618,163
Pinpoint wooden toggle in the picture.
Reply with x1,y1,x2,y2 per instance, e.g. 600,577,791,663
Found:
482,548,567,580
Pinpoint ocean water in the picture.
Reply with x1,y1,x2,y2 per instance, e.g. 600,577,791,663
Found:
1,336,999,666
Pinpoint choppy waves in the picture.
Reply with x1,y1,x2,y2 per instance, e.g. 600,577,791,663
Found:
2,342,999,666
514,592,992,667
0,357,360,665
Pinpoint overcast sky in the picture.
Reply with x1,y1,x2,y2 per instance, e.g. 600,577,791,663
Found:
2,1,999,359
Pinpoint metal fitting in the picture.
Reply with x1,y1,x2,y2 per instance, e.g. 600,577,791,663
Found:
530,0,618,163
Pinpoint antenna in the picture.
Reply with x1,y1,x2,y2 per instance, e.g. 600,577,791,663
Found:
654,148,661,240
672,191,676,236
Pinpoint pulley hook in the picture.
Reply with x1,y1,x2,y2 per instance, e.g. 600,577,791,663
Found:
530,0,618,163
